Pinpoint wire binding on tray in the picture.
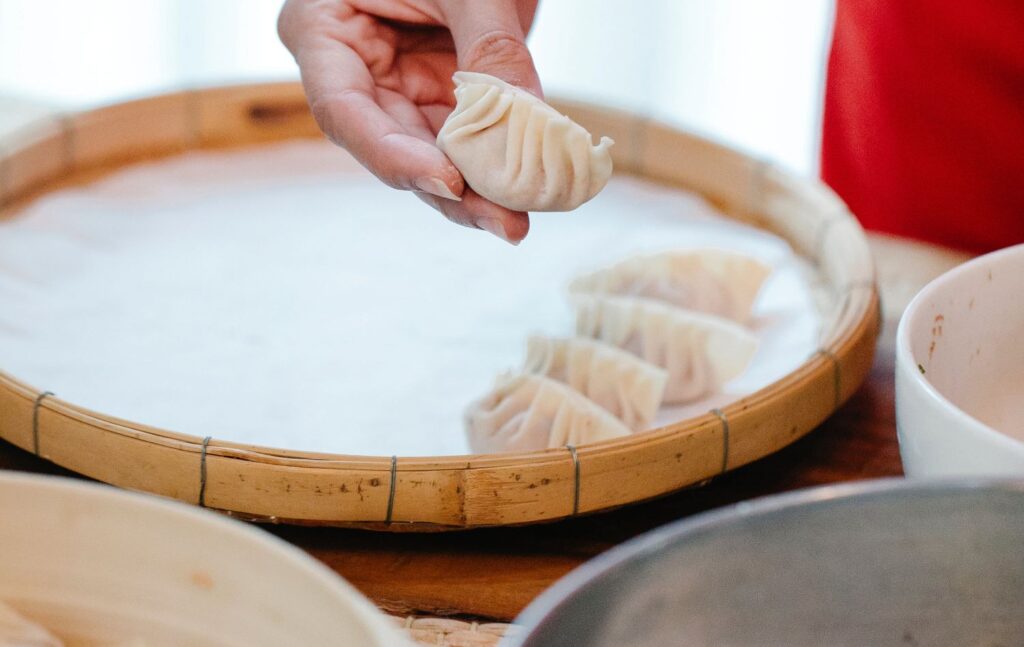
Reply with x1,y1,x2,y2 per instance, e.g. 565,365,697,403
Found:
31,391,54,456
710,408,730,473
385,455,398,525
565,444,581,516
198,436,212,507
813,348,842,409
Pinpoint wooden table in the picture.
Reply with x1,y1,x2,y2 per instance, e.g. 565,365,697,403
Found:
0,232,970,623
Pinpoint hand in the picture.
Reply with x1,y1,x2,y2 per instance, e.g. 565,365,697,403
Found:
278,0,542,244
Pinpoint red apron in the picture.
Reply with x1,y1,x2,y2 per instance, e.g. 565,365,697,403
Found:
822,0,1024,253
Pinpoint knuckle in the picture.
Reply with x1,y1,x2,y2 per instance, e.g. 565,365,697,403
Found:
307,90,367,146
278,0,342,52
462,30,533,73
369,133,409,189
307,95,342,145
276,0,302,50
308,93,414,191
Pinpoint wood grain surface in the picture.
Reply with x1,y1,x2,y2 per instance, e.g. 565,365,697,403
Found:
0,236,970,622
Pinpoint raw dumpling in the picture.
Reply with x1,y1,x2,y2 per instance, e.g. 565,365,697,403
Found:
0,600,62,647
437,72,614,212
569,249,772,323
575,295,758,403
465,373,631,453
523,335,668,432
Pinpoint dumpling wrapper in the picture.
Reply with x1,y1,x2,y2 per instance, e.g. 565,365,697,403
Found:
0,600,62,647
465,373,631,454
523,335,668,432
575,295,758,403
570,249,773,323
437,71,614,212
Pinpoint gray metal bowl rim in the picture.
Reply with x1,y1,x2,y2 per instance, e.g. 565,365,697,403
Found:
508,477,1024,645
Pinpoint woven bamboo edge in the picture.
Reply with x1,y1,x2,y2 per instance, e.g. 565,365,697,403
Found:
0,82,880,530
388,615,517,647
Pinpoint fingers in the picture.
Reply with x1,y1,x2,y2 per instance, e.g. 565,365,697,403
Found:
280,3,463,201
376,88,533,246
305,56,465,200
377,87,436,143
419,103,455,134
416,189,530,245
515,0,541,34
278,0,535,242
440,0,543,96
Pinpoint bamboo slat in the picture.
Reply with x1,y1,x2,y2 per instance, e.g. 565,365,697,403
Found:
0,83,879,530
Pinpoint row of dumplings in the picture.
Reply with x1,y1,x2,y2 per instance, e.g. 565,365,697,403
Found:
465,249,773,454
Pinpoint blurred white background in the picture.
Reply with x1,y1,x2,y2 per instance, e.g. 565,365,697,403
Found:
0,0,833,174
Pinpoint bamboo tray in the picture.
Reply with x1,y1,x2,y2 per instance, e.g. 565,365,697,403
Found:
0,82,879,530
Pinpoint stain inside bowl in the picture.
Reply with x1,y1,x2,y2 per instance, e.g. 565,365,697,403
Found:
911,257,1024,443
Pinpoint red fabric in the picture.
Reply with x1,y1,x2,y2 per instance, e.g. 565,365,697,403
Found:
822,0,1024,253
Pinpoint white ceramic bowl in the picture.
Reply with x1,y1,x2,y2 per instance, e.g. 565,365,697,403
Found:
0,472,409,646
896,244,1024,477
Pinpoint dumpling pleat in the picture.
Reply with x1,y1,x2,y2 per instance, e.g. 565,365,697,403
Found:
569,249,773,323
437,72,614,212
587,137,615,200
464,373,631,453
503,97,532,188
541,115,574,209
566,125,595,211
523,335,668,431
516,103,548,200
447,85,511,138
573,295,758,404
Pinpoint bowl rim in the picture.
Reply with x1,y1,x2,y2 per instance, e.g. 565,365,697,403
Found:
0,471,399,641
895,243,1024,453
509,477,1024,645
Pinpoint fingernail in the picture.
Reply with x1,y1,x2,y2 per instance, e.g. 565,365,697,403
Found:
477,218,518,245
415,177,462,201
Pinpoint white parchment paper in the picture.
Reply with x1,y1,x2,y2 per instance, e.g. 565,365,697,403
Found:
0,141,819,456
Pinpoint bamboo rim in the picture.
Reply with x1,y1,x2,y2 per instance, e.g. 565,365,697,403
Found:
0,82,880,530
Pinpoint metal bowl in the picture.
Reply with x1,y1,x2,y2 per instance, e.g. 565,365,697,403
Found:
510,480,1024,647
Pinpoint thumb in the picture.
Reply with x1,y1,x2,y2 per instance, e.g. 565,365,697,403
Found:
441,1,543,97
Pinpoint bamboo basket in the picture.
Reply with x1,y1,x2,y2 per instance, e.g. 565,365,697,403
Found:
0,82,879,530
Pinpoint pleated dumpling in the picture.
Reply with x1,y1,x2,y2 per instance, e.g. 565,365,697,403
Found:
575,295,758,403
465,373,631,454
523,335,667,432
569,249,772,323
437,72,614,212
